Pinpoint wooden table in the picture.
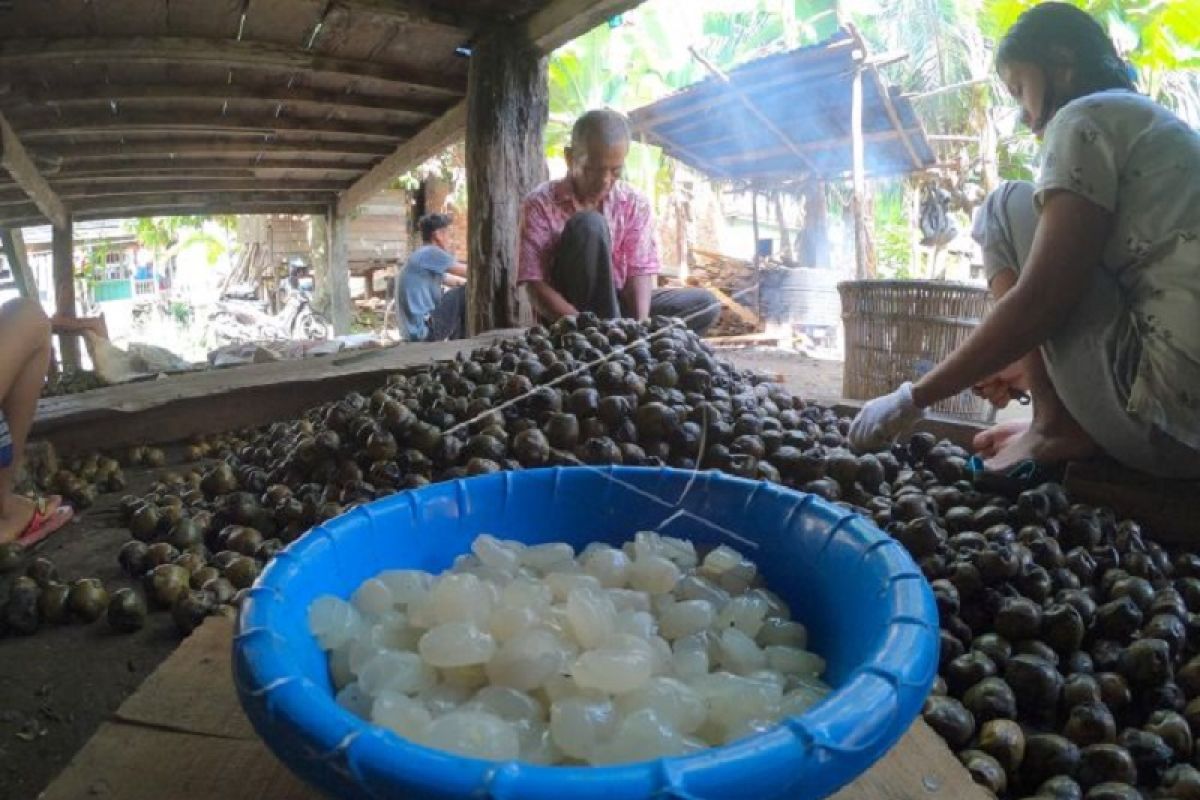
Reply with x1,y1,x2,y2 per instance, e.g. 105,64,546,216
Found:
42,617,987,800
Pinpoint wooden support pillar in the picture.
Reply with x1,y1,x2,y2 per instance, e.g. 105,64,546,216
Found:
750,190,760,265
52,219,82,370
466,24,548,335
324,206,353,336
850,67,871,280
1,227,38,299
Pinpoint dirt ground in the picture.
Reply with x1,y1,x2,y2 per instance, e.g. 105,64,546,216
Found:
0,467,181,800
720,347,846,402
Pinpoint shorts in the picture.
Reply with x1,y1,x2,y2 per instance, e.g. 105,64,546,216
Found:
0,410,12,468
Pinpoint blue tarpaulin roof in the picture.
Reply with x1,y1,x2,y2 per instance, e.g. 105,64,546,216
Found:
628,29,936,185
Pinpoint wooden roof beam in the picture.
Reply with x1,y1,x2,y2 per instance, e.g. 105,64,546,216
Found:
12,111,416,142
0,111,68,229
0,179,350,204
524,0,647,54
337,99,465,216
0,38,468,96
0,191,335,225
331,0,480,31
337,0,648,215
0,202,331,229
32,140,393,162
6,84,450,120
41,159,367,177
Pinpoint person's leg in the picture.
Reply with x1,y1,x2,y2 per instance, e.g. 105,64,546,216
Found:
645,288,722,335
0,298,53,543
549,211,620,319
425,286,467,342
984,265,1200,477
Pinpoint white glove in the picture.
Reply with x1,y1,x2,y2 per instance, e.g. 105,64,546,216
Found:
848,382,927,452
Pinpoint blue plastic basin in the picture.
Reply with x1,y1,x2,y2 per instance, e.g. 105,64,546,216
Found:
234,466,938,800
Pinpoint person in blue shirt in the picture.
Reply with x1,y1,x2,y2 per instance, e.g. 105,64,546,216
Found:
396,214,468,342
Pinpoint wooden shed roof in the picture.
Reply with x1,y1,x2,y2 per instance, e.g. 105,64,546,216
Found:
627,29,936,186
0,0,640,229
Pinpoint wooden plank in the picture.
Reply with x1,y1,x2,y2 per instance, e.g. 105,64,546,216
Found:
850,66,870,279
0,37,468,96
0,180,349,205
7,82,449,120
114,616,257,741
830,717,992,800
31,331,521,454
525,0,648,54
37,140,394,160
55,179,349,199
42,616,984,800
0,226,38,299
337,100,466,215
0,201,332,229
465,28,544,334
40,723,319,800
45,159,368,177
15,111,416,142
706,332,782,347
0,111,69,229
52,219,81,371
1065,460,1200,545
706,286,762,328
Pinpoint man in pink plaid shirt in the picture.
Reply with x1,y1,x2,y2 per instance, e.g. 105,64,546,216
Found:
518,109,719,334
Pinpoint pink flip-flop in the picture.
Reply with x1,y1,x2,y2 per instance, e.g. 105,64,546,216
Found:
16,496,74,548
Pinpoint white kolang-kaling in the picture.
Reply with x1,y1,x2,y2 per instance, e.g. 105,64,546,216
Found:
307,532,831,765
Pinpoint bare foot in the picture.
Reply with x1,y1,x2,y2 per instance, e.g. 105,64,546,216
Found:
972,420,1029,459
984,416,1099,472
0,495,37,544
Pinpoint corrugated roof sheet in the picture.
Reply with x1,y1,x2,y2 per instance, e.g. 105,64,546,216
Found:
628,29,936,184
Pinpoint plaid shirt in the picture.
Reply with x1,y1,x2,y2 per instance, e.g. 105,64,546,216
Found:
518,178,660,290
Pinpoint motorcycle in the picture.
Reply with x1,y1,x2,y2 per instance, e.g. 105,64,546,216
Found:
207,259,334,345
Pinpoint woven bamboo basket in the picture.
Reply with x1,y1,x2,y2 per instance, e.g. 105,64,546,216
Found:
839,280,994,421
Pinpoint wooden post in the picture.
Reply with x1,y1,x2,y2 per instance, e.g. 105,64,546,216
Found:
465,24,548,335
750,189,760,265
850,66,871,279
325,206,353,335
773,191,793,263
1,227,38,299
52,219,82,370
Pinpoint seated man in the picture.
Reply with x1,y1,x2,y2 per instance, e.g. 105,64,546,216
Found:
396,213,468,342
518,109,719,334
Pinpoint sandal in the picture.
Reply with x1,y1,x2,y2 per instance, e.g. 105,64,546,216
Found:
15,495,75,548
966,456,1065,497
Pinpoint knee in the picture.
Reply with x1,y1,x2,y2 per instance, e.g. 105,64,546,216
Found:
1,298,50,344
686,290,721,334
564,210,610,239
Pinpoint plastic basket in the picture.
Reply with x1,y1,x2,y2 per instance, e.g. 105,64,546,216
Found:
839,279,993,421
234,467,938,800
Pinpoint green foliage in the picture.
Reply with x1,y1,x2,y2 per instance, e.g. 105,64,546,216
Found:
873,186,915,279
126,215,234,265
546,0,837,209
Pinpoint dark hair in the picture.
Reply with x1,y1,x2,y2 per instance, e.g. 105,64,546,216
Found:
419,213,452,243
570,108,631,152
997,2,1135,129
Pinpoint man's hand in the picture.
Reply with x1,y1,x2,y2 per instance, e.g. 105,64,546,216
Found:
848,382,927,452
972,359,1031,408
526,281,578,320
